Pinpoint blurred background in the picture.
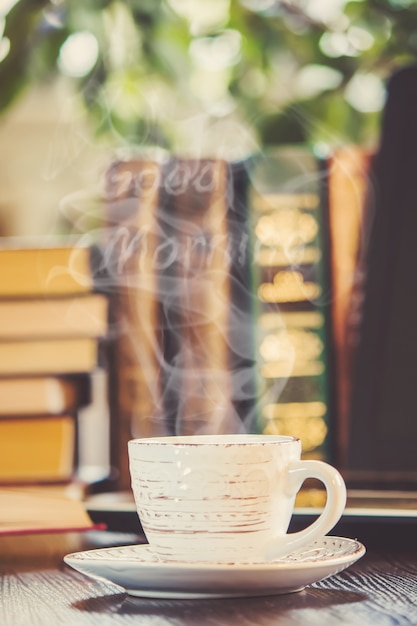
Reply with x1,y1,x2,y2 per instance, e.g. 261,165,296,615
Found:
1,0,417,496
1,0,416,237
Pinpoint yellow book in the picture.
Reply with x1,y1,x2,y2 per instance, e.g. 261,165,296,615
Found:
0,416,75,482
0,244,94,297
0,338,98,376
0,376,90,416
0,485,97,539
0,294,108,339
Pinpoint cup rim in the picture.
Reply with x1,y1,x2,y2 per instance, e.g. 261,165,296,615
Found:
128,434,300,446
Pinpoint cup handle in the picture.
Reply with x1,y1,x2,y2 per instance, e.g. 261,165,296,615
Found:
265,459,347,561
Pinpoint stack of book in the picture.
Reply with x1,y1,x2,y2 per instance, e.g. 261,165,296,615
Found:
0,242,109,486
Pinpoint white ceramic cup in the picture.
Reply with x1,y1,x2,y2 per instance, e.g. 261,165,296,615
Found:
128,434,347,564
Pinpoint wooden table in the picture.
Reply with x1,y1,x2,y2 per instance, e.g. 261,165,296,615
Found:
1,528,417,626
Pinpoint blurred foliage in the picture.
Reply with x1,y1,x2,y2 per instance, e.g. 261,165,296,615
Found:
1,0,417,153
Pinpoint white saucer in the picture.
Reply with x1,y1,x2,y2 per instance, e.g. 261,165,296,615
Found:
64,536,365,599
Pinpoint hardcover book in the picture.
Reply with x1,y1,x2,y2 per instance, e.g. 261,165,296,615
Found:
0,416,76,482
0,242,95,297
0,375,91,416
347,65,417,482
0,485,98,536
0,294,108,339
0,337,99,376
106,156,255,488
324,145,371,468
250,147,333,462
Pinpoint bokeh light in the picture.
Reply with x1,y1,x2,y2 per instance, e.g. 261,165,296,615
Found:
58,31,99,78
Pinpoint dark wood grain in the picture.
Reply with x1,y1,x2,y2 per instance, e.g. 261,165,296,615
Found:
1,532,417,626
